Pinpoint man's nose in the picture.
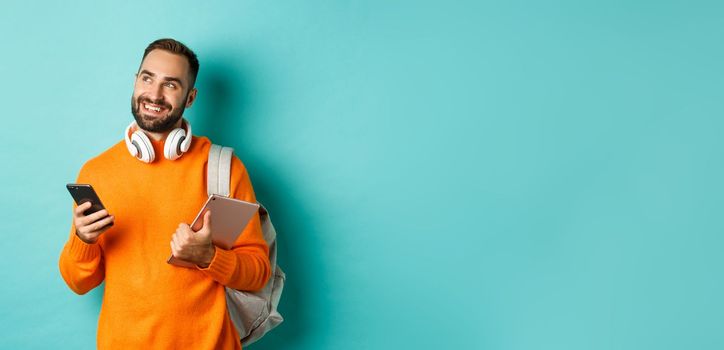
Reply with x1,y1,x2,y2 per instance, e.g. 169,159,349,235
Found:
146,82,164,101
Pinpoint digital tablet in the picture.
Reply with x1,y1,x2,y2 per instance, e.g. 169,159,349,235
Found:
168,194,260,268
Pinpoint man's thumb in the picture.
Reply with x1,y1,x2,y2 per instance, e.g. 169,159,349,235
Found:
200,210,212,234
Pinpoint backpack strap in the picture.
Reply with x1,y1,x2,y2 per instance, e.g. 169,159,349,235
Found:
207,143,285,346
207,144,234,197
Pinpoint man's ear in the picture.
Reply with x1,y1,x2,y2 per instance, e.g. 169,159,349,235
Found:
185,88,198,108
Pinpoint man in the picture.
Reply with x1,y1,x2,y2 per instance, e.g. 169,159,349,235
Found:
59,38,271,349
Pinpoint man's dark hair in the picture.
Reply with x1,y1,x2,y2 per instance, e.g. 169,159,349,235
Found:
141,38,200,88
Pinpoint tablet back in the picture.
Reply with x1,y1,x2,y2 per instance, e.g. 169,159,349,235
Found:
191,194,261,250
168,194,260,268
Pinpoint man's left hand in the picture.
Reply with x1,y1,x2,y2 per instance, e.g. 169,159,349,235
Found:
170,210,215,268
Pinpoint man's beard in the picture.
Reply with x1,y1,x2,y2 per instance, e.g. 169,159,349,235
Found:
131,95,186,133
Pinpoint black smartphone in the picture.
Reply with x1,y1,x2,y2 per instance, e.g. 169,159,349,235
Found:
66,184,107,216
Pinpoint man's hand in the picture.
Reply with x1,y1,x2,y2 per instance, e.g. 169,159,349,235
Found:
73,202,115,244
170,210,216,268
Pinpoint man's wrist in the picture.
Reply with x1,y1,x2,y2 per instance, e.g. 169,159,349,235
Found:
197,245,216,268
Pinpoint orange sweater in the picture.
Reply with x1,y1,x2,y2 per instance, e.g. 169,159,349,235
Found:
59,136,271,349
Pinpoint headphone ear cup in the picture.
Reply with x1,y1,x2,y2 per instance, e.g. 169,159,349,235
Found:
131,131,154,163
130,140,142,158
164,128,186,160
180,120,192,153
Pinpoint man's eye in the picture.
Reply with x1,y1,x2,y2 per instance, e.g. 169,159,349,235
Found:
142,76,152,83
165,82,176,88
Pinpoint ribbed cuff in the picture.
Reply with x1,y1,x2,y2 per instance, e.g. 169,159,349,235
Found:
66,232,101,262
197,247,239,284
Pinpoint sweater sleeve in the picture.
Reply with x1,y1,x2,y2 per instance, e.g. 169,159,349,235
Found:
59,226,106,295
58,165,106,295
197,156,271,292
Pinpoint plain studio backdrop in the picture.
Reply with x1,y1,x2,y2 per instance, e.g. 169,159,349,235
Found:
1,1,723,349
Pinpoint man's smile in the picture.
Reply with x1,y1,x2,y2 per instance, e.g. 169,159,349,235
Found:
144,103,162,112
140,101,171,116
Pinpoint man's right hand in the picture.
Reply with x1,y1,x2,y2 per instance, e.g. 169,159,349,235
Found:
73,202,115,244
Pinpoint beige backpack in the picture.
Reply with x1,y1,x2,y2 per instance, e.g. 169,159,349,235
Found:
207,144,285,346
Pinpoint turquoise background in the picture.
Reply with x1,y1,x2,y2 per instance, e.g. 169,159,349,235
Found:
1,1,723,349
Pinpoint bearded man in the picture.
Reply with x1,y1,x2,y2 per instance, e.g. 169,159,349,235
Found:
59,38,270,349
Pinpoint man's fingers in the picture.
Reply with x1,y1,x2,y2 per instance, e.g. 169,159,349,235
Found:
87,209,109,222
89,215,114,232
77,209,110,227
77,214,114,233
75,215,114,243
170,240,183,258
74,202,92,216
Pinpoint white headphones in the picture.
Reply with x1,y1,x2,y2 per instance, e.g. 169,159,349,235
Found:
124,119,193,163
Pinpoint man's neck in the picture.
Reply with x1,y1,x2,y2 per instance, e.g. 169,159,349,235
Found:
139,119,184,141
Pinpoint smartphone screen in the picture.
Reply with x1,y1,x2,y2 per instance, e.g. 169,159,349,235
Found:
66,184,106,216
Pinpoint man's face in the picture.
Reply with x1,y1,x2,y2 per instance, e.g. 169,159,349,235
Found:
131,49,197,132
